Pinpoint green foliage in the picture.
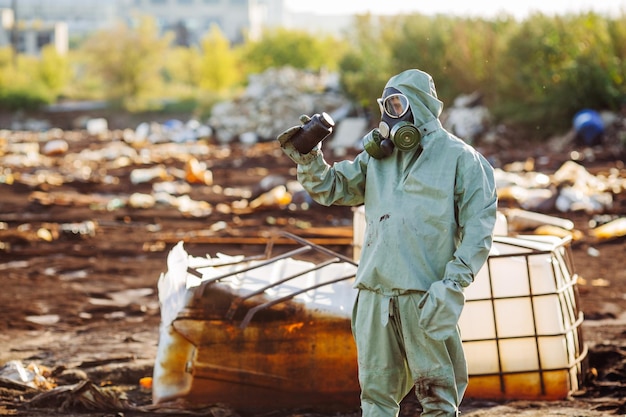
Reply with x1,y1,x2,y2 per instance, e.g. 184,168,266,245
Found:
37,45,72,96
339,11,626,138
389,14,462,102
0,86,51,110
338,14,396,117
78,16,173,112
339,14,515,120
163,46,203,88
240,27,346,74
0,46,12,70
199,25,241,92
491,12,626,134
0,47,55,111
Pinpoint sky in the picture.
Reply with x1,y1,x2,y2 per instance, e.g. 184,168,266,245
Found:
284,0,626,19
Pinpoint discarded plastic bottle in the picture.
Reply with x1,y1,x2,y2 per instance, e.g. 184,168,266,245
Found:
42,139,69,156
505,208,574,232
590,217,626,241
249,185,292,209
185,157,213,185
291,113,335,154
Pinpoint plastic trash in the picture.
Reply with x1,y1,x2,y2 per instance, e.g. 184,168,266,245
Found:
533,224,584,241
239,131,258,145
25,314,60,325
130,166,170,184
248,185,292,209
251,174,287,199
573,109,604,146
552,161,613,213
172,195,213,217
86,118,109,136
60,220,97,237
134,122,150,143
589,217,626,241
163,119,184,131
139,376,153,390
0,360,55,389
556,185,612,214
42,139,69,156
504,208,574,231
128,193,156,209
184,158,213,185
152,181,192,195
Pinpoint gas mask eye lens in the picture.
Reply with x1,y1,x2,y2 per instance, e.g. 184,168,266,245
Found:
380,94,410,118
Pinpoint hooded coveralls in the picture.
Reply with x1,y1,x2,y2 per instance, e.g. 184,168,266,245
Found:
284,69,497,417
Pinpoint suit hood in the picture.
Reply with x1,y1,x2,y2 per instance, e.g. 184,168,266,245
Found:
384,69,444,126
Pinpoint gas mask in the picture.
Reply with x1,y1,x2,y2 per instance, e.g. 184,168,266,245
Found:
363,88,422,159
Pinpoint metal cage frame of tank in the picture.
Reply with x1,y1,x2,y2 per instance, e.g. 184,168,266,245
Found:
460,234,588,400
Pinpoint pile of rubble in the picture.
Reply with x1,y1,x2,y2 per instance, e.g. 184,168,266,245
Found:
208,67,353,144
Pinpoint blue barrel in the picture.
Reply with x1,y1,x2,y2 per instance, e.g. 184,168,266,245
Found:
573,109,604,146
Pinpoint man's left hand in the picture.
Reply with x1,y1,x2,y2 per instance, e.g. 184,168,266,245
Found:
418,279,465,341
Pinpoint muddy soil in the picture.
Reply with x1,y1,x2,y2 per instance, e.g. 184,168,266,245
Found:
1,127,626,417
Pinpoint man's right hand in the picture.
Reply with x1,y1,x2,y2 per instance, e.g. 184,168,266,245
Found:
277,115,319,165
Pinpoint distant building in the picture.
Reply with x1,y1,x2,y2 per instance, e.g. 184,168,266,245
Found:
0,0,352,56
0,0,127,42
0,7,68,56
0,0,111,55
117,0,290,45
0,0,291,55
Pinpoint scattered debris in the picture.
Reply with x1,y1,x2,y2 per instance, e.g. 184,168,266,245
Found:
589,217,626,241
442,91,491,143
495,160,624,214
0,361,55,390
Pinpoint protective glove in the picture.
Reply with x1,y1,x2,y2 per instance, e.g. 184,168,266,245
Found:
418,279,465,341
277,115,320,165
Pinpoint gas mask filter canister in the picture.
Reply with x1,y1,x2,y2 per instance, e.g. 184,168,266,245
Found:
385,121,421,151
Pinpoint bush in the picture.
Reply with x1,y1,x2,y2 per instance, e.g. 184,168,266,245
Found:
338,11,626,138
0,87,53,111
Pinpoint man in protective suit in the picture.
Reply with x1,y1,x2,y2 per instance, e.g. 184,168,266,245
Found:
277,69,497,417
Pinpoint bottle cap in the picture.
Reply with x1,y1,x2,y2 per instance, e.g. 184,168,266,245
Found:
320,112,335,128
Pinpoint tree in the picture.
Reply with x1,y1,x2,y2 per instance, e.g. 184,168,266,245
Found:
163,45,203,94
240,27,345,74
199,25,240,92
0,46,55,110
38,44,71,96
338,14,395,119
78,16,173,111
493,12,626,134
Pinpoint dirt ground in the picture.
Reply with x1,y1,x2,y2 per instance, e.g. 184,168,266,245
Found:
1,123,626,417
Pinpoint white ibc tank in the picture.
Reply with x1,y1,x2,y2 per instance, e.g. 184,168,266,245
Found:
460,234,586,400
352,207,586,400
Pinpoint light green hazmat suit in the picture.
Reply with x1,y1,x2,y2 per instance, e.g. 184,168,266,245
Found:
280,69,497,416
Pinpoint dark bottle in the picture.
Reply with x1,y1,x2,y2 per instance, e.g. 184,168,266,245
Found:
291,112,335,154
